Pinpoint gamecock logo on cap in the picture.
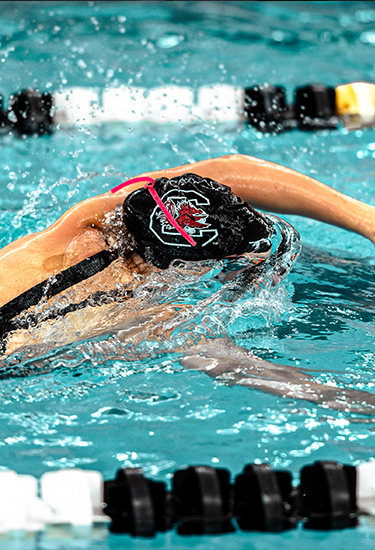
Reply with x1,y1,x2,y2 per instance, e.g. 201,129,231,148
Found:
149,189,218,247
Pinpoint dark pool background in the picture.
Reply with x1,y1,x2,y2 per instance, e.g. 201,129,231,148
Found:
1,1,375,548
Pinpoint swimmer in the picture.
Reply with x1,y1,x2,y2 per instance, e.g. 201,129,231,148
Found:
1,154,375,412
0,164,277,355
2,153,375,306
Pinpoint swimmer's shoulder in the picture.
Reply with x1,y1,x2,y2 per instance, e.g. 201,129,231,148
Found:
0,192,124,306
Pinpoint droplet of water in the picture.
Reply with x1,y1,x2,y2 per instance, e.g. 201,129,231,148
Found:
157,35,184,49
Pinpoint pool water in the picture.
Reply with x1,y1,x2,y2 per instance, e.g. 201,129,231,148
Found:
1,1,375,548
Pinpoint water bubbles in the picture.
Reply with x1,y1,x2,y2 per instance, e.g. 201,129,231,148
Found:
289,440,325,457
59,71,67,85
360,31,375,44
356,9,375,23
157,35,184,49
339,14,352,27
356,142,375,159
272,30,285,42
113,451,176,476
186,405,225,420
77,59,87,69
71,45,85,54
8,111,18,122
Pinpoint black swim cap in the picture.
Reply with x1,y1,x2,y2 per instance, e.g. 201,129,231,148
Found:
122,173,272,269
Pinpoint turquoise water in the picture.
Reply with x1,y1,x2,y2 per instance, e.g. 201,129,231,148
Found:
1,1,375,548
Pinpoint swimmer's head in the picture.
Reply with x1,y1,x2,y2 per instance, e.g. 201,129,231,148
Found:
122,173,272,269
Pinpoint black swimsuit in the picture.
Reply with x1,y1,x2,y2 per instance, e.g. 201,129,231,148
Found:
0,250,126,350
0,215,300,355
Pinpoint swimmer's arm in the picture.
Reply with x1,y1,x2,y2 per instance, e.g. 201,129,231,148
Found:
1,153,374,305
23,152,370,248
180,339,375,415
140,154,375,245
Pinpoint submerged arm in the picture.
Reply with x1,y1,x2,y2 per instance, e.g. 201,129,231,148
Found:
179,339,375,415
4,298,374,415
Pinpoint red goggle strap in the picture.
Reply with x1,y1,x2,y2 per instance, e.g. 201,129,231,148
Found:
111,177,197,247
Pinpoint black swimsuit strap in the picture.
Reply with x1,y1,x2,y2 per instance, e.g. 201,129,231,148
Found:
0,249,118,332
6,286,134,333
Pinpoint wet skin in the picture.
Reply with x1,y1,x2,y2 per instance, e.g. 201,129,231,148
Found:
1,154,375,307
1,154,375,413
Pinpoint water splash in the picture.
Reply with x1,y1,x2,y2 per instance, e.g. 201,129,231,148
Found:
1,216,300,378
